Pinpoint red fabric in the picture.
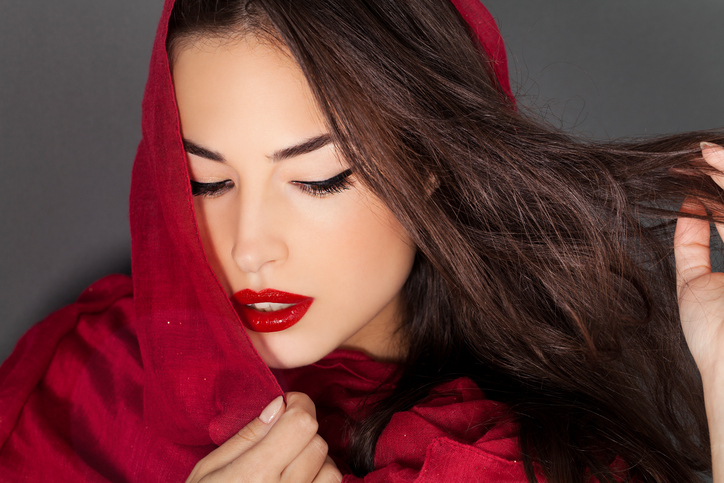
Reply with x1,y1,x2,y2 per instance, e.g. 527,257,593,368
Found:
0,1,523,481
278,351,533,482
449,0,515,104
0,275,209,480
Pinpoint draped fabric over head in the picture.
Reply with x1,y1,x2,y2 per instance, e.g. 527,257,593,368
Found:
450,0,514,104
129,0,283,447
0,0,516,480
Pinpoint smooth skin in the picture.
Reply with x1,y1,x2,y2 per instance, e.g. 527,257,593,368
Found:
675,142,724,482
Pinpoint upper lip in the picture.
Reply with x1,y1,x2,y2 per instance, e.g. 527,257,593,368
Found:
233,288,311,305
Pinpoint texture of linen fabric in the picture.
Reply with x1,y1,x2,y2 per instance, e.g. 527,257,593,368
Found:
0,0,529,481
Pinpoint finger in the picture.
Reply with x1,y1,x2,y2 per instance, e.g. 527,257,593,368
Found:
674,197,711,295
187,395,285,481
701,142,724,190
285,391,317,419
280,434,330,483
232,392,319,476
314,456,343,483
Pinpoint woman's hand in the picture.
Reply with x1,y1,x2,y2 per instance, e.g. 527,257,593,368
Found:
675,142,724,381
185,392,343,483
674,141,724,482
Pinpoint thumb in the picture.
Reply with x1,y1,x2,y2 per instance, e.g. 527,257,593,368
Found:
185,396,286,482
232,395,286,452
201,396,286,472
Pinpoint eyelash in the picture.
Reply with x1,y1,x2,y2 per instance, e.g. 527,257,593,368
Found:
292,169,353,197
190,180,233,198
190,169,353,198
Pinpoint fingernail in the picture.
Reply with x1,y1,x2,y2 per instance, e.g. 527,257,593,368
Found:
701,141,719,150
259,396,284,424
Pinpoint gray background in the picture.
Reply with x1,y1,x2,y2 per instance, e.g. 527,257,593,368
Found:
1,1,723,362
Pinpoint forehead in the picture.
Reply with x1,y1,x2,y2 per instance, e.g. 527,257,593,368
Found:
171,36,327,149
171,35,304,100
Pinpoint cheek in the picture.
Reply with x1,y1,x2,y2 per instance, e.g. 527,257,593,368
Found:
303,193,416,303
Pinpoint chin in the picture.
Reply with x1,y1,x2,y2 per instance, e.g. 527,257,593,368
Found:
249,334,333,370
259,352,323,370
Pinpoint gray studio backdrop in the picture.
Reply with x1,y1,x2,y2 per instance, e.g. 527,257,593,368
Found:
1,1,723,361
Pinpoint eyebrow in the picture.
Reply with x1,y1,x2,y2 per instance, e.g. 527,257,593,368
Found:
182,134,332,164
183,139,225,162
270,134,332,162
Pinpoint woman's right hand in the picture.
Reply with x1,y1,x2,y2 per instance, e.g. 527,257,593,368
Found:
185,392,343,483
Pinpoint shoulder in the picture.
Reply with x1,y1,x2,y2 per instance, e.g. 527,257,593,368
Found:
282,351,536,482
349,377,631,482
0,273,136,406
351,377,535,483
0,274,203,481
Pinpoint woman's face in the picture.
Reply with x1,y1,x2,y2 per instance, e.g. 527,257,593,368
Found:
172,36,417,369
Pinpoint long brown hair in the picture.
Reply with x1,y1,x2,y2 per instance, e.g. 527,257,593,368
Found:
168,1,723,481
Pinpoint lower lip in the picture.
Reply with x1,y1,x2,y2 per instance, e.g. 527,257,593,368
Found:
236,299,313,333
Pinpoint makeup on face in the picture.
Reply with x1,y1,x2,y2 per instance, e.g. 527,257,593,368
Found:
233,289,313,333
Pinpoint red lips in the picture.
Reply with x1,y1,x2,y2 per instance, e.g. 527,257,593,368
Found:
232,289,313,333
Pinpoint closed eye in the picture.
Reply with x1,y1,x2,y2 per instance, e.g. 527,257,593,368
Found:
190,179,234,197
293,169,353,197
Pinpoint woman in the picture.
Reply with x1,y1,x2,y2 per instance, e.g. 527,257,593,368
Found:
1,0,723,481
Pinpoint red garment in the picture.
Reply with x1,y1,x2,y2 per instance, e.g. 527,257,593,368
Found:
279,351,531,482
0,1,527,481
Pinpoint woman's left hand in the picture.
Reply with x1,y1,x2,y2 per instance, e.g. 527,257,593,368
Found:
674,141,724,483
674,142,724,382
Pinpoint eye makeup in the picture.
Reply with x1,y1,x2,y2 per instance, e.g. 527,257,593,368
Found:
292,169,353,197
189,169,353,198
190,180,234,197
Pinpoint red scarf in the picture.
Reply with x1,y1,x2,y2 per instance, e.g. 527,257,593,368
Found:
0,1,531,481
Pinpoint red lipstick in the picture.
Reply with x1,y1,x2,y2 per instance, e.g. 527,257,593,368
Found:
232,289,313,333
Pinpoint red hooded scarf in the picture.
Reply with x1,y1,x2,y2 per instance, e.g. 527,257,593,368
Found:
0,1,530,481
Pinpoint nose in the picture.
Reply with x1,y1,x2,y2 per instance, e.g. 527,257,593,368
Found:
231,192,288,274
